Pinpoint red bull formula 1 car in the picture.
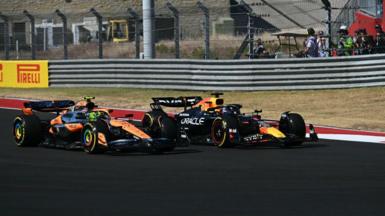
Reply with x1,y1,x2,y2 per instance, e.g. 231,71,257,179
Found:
13,97,175,154
142,93,318,147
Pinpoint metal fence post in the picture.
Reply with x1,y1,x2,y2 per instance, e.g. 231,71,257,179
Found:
327,8,332,54
0,13,10,60
239,0,254,59
128,8,140,59
55,9,68,60
321,0,332,54
23,10,36,60
248,15,254,59
143,0,155,59
90,8,103,59
166,2,180,59
197,1,210,59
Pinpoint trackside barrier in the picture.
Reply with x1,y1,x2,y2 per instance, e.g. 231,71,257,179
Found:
49,54,385,91
0,61,49,88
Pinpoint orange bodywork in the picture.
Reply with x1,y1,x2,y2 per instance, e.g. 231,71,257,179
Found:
98,133,108,146
259,127,269,135
22,108,33,116
74,101,87,109
50,115,63,125
64,123,83,132
193,97,223,111
110,119,151,139
259,127,286,139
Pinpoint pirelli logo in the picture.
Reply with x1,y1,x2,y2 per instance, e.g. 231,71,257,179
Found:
17,64,41,84
0,61,48,88
0,64,3,82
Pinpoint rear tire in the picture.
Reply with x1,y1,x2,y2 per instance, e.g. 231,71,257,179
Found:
13,115,42,147
159,116,177,140
142,110,166,136
279,113,306,146
210,115,240,148
158,116,177,152
82,120,109,154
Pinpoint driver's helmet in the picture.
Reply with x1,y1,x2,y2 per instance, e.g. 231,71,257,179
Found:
86,102,95,111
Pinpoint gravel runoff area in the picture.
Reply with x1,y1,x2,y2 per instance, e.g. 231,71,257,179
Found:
1,86,384,131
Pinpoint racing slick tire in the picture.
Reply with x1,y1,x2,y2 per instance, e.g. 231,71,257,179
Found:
279,113,306,146
210,115,240,148
13,114,42,147
159,116,177,140
158,116,177,152
81,120,109,154
142,110,167,136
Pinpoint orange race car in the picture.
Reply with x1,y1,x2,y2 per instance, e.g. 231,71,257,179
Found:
13,97,176,154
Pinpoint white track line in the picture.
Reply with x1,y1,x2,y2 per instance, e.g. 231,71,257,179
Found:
318,134,385,144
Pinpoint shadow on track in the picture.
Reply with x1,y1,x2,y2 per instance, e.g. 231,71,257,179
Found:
107,148,202,157
231,143,329,150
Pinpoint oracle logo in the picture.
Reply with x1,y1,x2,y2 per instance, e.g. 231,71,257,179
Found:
17,64,41,84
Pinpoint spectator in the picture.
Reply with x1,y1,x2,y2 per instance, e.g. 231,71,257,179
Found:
254,38,266,56
353,29,361,55
362,29,375,54
337,25,354,56
355,29,367,55
354,29,375,55
317,31,328,57
253,38,266,57
304,28,319,58
375,24,385,53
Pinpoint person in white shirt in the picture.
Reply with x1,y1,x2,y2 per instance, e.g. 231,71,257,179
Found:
304,28,319,58
317,31,328,57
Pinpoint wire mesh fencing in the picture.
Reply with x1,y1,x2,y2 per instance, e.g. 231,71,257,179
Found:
0,0,382,60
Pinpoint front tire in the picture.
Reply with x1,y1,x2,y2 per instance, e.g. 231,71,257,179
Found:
279,113,306,146
210,115,240,148
13,115,42,147
81,120,109,154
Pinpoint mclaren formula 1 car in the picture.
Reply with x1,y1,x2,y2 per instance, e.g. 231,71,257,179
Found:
13,97,175,154
142,93,318,148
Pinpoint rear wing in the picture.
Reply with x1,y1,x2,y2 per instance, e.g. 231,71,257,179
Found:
152,96,202,107
24,100,75,112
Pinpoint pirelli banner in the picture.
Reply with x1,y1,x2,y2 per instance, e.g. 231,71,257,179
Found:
0,61,49,88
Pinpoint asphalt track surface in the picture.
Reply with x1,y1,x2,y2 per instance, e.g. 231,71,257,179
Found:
1,108,385,216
